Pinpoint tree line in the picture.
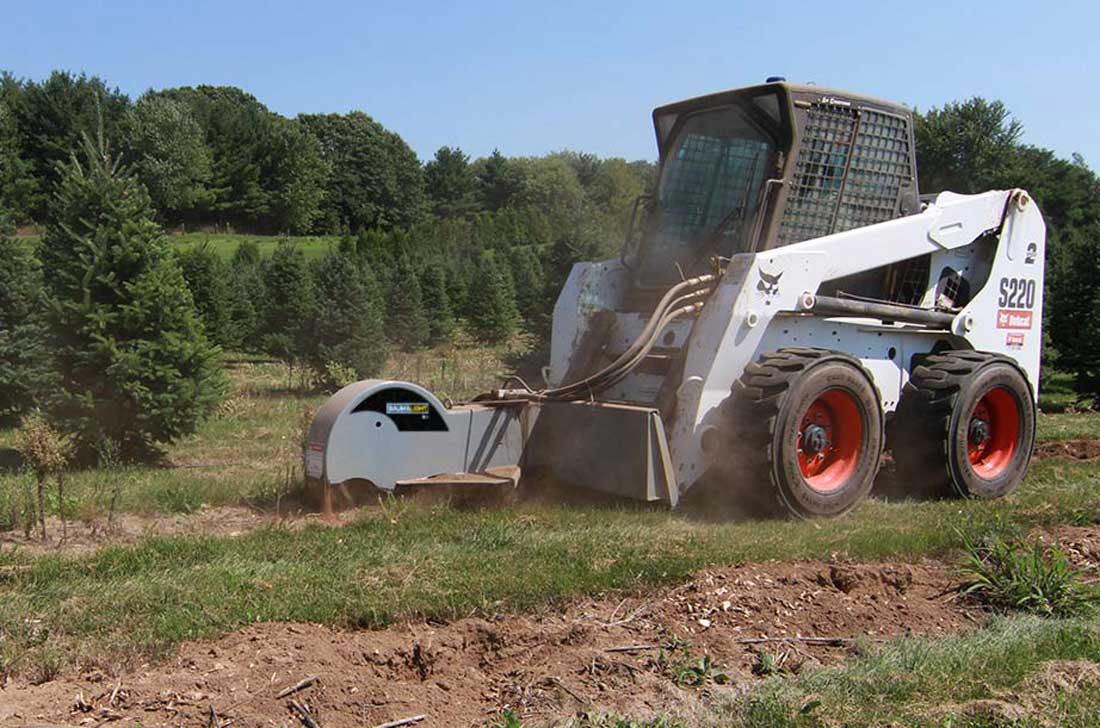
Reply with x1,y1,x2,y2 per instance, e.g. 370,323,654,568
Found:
0,71,654,236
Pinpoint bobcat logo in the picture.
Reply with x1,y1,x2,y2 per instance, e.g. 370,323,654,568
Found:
757,268,783,295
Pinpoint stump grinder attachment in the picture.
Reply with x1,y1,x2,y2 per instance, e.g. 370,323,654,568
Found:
307,80,1046,517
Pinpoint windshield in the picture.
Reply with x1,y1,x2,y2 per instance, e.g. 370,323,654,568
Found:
638,105,774,286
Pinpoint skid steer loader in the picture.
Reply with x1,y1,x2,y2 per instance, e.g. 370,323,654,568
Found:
306,80,1045,518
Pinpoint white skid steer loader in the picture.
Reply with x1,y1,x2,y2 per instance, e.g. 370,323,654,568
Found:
306,80,1045,518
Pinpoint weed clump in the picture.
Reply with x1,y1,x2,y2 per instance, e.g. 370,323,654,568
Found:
657,641,730,687
16,411,71,539
960,536,1100,617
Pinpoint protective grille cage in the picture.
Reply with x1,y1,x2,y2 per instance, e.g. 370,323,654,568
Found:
659,134,768,243
779,104,913,246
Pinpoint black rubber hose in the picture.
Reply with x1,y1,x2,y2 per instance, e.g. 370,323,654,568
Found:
561,289,713,395
566,300,705,397
539,276,715,400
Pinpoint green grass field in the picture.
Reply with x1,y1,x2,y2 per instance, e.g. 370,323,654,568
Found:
0,346,1099,680
1,313,1098,723
16,231,342,260
169,231,340,260
2,454,1100,675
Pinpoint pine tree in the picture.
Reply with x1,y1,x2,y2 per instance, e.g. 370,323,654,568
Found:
418,264,455,342
38,134,222,459
446,264,471,320
0,216,51,422
509,245,545,320
260,240,314,363
308,250,388,387
232,239,262,266
226,240,265,351
176,242,231,347
468,251,519,344
387,253,430,350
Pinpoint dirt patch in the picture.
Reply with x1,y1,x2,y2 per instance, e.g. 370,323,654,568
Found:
1034,438,1100,462
0,559,971,727
1034,525,1100,573
0,506,358,557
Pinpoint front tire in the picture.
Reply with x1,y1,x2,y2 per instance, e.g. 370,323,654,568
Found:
721,349,884,519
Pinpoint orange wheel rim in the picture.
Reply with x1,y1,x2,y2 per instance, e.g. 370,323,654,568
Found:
967,386,1020,478
797,388,863,493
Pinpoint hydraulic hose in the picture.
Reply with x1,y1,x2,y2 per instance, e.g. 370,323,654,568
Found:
566,300,705,396
537,274,716,400
552,288,713,397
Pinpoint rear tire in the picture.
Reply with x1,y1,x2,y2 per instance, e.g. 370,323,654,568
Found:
890,351,1035,499
720,348,884,519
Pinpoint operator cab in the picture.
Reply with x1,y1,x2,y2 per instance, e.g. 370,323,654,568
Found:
625,81,921,292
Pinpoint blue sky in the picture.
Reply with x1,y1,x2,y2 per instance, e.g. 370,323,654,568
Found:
4,0,1096,171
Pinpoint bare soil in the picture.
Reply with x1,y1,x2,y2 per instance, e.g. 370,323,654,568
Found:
1034,438,1100,462
1,558,972,727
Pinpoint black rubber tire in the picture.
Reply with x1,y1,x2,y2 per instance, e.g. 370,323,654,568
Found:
720,348,884,519
890,351,1035,499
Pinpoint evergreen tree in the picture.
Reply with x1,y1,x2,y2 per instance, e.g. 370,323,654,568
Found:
356,228,396,299
232,238,262,266
425,146,477,217
308,251,388,386
260,240,314,363
38,134,221,459
176,242,231,347
418,264,455,342
387,253,430,350
13,71,132,220
226,267,260,351
0,217,50,422
468,251,519,344
0,93,36,223
509,245,545,320
1048,222,1100,404
445,265,470,321
225,239,265,350
473,149,517,212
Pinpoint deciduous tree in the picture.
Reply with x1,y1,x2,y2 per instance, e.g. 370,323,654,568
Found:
124,95,212,223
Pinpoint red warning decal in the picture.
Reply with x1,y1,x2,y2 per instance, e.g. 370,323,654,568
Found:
996,309,1033,330
1006,332,1025,347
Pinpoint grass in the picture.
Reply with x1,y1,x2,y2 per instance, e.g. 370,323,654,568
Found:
1036,411,1100,443
169,231,340,260
2,456,1100,675
1039,369,1078,413
959,537,1100,617
716,615,1100,727
14,231,342,261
